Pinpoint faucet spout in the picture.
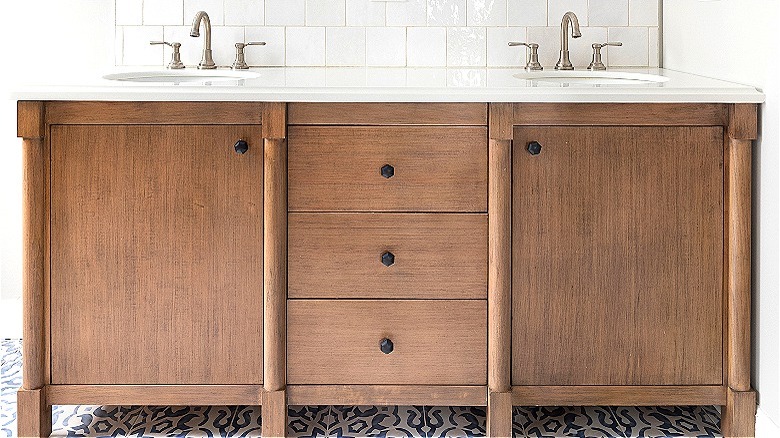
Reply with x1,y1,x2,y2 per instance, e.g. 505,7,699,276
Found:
190,11,216,69
556,11,581,70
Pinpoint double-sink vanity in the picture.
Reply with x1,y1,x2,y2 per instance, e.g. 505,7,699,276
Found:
11,10,764,438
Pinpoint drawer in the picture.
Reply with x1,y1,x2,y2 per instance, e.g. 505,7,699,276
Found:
287,300,487,385
288,126,487,212
289,213,487,299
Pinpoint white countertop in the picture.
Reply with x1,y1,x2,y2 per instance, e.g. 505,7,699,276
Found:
10,67,764,103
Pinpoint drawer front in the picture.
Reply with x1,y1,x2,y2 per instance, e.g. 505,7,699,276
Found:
289,213,487,299
288,126,487,212
287,300,487,385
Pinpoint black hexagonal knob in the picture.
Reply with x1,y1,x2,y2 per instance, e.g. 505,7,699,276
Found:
234,140,249,154
381,251,395,267
527,141,542,156
379,338,394,354
381,164,395,178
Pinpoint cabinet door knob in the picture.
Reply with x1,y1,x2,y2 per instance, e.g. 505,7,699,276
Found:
379,338,394,354
381,251,395,267
527,141,542,155
234,140,249,154
381,164,395,178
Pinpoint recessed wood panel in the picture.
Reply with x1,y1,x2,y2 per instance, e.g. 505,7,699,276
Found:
288,126,487,212
512,126,723,386
50,124,263,385
288,300,487,385
288,213,487,299
288,103,487,125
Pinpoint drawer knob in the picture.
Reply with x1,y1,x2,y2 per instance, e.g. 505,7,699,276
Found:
527,141,542,155
381,251,395,267
381,164,395,179
234,140,249,154
379,338,394,354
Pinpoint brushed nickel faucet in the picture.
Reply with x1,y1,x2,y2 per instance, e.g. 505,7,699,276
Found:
190,11,216,69
588,42,622,71
508,42,543,71
556,11,582,70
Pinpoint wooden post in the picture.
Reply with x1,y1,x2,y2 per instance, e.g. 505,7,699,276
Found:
487,104,513,437
16,101,51,438
263,103,288,437
723,104,757,438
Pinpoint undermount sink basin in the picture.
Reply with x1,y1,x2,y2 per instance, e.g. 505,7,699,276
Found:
514,71,670,85
103,69,260,83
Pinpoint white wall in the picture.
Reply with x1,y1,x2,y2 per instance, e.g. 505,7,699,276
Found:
0,1,115,337
664,0,780,434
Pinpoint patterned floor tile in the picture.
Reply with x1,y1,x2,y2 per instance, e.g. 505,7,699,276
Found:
128,405,256,437
426,406,486,438
50,405,141,437
610,406,721,438
330,406,426,438
516,406,625,438
288,405,330,438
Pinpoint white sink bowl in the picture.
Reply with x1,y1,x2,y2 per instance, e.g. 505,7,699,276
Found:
514,70,670,85
103,69,260,84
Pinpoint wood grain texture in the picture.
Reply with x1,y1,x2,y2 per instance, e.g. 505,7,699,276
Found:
288,103,487,125
729,104,758,140
16,388,51,438
288,126,487,212
21,138,46,391
722,388,756,438
264,138,287,392
46,385,262,406
512,103,728,126
288,213,487,299
488,139,511,393
489,103,513,141
287,385,487,406
261,390,287,438
727,138,752,392
46,101,264,125
487,391,512,438
288,300,487,385
262,102,287,139
17,101,44,139
49,125,263,385
511,386,727,406
512,126,724,386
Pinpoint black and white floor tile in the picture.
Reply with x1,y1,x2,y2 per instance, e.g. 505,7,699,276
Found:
1,339,722,437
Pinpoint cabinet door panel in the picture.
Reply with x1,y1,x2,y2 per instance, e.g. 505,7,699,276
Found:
51,125,263,385
512,126,723,386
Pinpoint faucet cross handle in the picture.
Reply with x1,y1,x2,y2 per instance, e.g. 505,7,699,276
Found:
508,42,543,71
587,41,622,71
233,42,267,70
150,41,185,69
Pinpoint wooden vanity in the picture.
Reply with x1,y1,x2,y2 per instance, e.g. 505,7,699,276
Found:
15,100,757,437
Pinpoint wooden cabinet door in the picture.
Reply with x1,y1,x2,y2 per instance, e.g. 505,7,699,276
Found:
50,125,263,385
512,126,724,386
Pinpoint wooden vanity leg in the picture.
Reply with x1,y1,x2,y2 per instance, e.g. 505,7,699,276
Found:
722,105,758,438
487,391,513,438
261,389,287,438
17,102,51,438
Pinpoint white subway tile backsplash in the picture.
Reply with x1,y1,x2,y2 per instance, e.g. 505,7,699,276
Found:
116,0,143,25
608,26,648,66
407,27,447,67
468,0,507,26
589,0,628,27
387,0,427,26
225,0,265,25
447,27,486,66
115,0,661,68
184,0,224,25
366,27,406,66
487,27,527,67
347,0,385,26
508,0,547,27
428,0,466,26
245,26,286,65
326,27,366,66
266,0,305,26
143,0,184,26
307,0,346,26
629,0,659,26
286,26,326,65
